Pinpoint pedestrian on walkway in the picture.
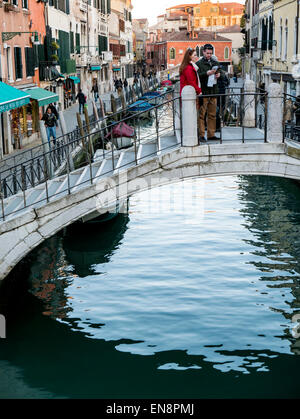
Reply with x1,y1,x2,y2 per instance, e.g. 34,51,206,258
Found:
42,107,58,146
196,44,222,141
123,78,128,89
76,89,86,114
91,82,99,102
46,103,59,120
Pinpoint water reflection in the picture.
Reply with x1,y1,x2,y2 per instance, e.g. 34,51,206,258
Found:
1,176,300,398
25,214,129,319
237,176,300,355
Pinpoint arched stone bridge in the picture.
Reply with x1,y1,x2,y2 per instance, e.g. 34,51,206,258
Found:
0,84,300,281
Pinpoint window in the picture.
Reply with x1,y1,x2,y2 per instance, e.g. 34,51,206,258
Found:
224,46,229,59
22,0,28,8
6,47,13,81
25,47,34,77
169,47,176,60
294,17,298,58
278,18,282,58
14,47,23,79
284,19,288,60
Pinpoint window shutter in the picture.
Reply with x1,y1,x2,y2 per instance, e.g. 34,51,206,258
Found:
76,33,80,54
14,47,23,79
70,31,74,54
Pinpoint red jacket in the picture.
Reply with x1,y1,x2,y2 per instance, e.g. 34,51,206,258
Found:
180,63,202,95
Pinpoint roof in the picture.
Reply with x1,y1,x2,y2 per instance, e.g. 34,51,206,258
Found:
161,30,231,42
0,82,30,113
217,24,242,33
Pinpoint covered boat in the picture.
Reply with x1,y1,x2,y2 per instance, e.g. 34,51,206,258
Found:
105,121,135,149
127,100,154,118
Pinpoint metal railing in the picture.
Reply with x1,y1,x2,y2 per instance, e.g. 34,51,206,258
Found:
205,90,268,144
283,93,300,143
0,91,181,221
0,88,174,198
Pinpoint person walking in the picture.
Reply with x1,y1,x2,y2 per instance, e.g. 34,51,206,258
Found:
196,44,222,141
76,89,86,114
42,107,58,146
46,103,59,120
91,82,99,102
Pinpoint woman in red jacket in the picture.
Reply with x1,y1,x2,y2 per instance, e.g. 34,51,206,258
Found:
180,48,202,96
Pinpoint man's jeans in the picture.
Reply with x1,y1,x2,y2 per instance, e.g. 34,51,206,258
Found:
79,103,84,114
46,126,56,145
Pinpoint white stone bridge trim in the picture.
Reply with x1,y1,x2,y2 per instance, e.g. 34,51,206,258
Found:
0,141,299,282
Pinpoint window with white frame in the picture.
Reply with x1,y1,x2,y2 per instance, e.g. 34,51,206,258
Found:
224,46,229,60
283,19,288,61
170,47,176,60
278,18,282,59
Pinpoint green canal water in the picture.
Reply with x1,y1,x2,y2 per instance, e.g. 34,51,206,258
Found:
0,174,300,399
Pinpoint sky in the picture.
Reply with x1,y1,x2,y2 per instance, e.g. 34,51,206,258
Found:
131,0,245,26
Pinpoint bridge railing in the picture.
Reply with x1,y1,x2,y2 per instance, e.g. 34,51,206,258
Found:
0,88,174,199
283,93,300,143
0,90,182,220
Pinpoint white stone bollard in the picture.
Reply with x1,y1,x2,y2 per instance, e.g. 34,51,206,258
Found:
243,79,256,127
181,85,198,147
267,83,283,143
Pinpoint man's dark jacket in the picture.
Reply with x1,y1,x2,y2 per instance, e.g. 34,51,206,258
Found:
196,57,221,96
42,113,57,128
76,92,86,104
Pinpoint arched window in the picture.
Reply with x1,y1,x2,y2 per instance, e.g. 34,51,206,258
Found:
170,47,176,60
224,46,229,60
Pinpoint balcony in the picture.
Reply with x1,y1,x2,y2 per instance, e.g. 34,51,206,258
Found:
79,0,88,13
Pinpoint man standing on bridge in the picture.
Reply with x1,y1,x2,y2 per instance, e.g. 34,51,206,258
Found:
196,44,222,142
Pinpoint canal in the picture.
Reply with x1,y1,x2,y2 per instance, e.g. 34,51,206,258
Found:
0,172,299,399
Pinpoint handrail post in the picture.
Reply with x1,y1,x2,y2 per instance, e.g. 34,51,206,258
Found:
181,86,198,146
267,83,283,143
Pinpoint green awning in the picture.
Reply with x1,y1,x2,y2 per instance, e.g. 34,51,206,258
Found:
24,87,59,107
69,76,80,84
0,82,30,113
91,66,101,71
113,68,120,72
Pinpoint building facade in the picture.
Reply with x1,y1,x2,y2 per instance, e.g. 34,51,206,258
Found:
243,0,300,96
147,30,232,72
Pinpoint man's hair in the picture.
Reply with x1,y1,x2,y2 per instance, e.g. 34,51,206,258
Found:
203,44,213,51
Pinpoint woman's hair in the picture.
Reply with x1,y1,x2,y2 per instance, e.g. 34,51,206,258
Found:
179,48,195,75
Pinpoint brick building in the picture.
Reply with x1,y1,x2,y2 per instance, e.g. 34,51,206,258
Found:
147,30,232,71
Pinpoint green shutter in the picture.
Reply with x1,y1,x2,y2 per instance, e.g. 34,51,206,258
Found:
58,30,71,73
107,0,111,14
14,47,23,79
70,31,74,54
25,48,35,77
76,33,80,54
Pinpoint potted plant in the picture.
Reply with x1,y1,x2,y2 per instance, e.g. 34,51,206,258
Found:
51,54,59,65
51,41,59,64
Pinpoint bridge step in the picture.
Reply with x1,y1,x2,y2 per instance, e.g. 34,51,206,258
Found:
158,135,178,152
137,141,158,162
116,151,136,170
72,163,103,192
3,195,25,218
